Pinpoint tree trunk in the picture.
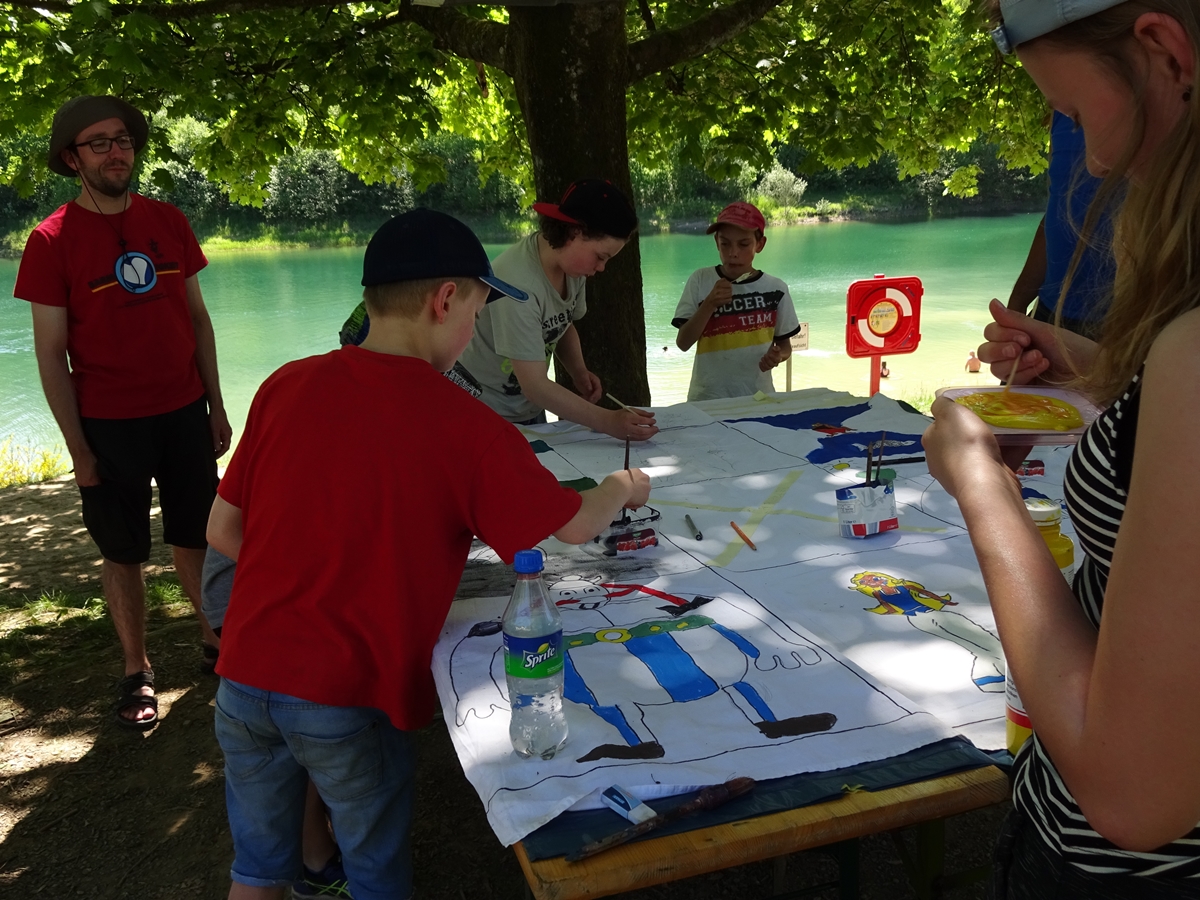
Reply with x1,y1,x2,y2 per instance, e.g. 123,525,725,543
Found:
507,2,652,407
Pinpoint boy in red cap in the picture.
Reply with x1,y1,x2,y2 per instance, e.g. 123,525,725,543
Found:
673,201,801,401
457,178,658,442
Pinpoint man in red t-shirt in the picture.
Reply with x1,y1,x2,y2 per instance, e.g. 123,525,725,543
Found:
13,96,231,730
206,209,650,900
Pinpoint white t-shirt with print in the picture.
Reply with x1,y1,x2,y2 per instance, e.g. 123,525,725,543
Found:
458,233,587,422
672,267,800,402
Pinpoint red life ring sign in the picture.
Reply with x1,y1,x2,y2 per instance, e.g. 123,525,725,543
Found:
845,274,923,358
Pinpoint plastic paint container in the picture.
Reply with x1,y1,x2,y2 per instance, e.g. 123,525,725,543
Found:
1006,498,1076,756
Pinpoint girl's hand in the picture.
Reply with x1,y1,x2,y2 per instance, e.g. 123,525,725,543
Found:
979,299,1053,384
922,396,1011,500
979,299,1098,386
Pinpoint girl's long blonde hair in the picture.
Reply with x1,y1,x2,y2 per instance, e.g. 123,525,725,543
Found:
989,1,1200,403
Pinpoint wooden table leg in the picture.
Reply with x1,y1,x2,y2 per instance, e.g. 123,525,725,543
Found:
892,818,944,899
831,839,860,900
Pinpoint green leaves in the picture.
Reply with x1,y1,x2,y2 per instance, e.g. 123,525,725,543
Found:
0,0,1050,207
942,164,981,198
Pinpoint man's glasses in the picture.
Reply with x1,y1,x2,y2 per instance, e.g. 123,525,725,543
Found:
69,135,135,154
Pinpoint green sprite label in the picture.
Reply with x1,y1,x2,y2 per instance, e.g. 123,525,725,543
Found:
503,631,564,679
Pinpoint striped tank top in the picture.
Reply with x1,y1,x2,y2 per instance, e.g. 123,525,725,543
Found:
1012,371,1200,877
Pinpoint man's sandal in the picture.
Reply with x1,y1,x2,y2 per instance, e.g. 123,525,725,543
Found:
114,669,158,730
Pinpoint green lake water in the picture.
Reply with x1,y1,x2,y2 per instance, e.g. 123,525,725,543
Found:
0,214,1039,455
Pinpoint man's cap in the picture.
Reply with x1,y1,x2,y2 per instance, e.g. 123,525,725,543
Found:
48,95,149,177
990,0,1127,54
706,201,767,235
532,178,638,240
361,208,527,303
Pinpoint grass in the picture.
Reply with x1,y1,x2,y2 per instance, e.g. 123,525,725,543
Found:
195,211,530,254
0,577,191,685
0,438,69,489
893,385,939,415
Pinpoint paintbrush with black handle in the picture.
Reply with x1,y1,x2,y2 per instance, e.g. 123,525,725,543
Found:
566,777,756,863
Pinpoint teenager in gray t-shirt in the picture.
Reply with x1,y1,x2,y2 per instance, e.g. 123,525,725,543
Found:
457,179,658,442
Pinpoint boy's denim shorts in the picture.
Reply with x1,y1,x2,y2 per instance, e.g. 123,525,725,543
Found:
214,679,416,900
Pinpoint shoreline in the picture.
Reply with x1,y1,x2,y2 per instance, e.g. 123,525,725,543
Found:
0,201,1044,259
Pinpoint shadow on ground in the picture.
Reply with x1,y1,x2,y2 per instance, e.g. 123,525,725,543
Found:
0,479,1008,898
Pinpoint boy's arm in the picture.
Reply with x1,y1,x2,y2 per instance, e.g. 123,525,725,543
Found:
676,278,732,352
554,469,651,545
510,358,658,441
552,324,602,403
759,335,793,371
206,495,244,562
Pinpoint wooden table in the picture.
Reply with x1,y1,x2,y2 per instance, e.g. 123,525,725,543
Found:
513,765,1010,900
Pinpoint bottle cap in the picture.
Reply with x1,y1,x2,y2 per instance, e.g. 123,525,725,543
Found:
1024,497,1062,525
513,549,544,574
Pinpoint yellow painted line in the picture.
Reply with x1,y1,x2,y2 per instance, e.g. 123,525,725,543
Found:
654,478,948,536
655,497,837,524
654,499,758,513
710,469,803,567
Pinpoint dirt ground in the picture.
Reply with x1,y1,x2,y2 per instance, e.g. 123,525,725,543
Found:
0,476,1008,899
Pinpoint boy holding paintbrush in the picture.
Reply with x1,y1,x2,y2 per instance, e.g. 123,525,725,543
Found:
457,178,658,442
205,210,650,900
674,202,802,401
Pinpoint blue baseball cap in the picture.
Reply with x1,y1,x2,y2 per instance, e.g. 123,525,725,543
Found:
362,208,527,303
991,0,1128,54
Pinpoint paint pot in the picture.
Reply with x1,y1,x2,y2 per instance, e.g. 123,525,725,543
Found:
1025,497,1075,581
1005,673,1031,757
1006,498,1076,756
835,480,898,539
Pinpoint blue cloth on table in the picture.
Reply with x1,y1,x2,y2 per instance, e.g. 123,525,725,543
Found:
518,736,1000,861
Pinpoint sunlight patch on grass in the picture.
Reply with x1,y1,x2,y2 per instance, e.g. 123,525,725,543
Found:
0,580,195,686
0,439,69,489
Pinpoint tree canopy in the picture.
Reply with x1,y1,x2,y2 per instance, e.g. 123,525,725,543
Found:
0,0,1052,404
1,0,1046,203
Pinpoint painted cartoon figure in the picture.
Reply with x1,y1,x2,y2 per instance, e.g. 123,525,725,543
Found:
548,575,837,762
848,571,1005,692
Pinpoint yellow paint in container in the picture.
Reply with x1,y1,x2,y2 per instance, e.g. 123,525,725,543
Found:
955,391,1083,431
1007,498,1076,756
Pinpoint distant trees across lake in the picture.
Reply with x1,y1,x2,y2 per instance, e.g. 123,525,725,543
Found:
0,118,1046,253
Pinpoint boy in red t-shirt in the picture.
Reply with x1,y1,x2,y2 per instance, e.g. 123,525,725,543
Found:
206,208,649,900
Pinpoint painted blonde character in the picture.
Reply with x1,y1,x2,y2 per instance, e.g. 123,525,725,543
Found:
849,572,1005,692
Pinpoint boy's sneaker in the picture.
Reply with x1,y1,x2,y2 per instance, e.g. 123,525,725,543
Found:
292,855,353,898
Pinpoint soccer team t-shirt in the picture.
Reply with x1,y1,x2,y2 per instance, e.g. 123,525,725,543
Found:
458,233,587,422
672,267,800,402
13,195,208,419
216,346,583,730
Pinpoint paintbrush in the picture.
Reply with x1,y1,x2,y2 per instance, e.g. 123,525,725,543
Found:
566,777,756,863
621,438,631,524
606,392,632,411
865,440,874,485
1002,349,1022,394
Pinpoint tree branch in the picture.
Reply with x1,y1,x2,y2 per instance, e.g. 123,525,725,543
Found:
626,0,785,84
404,6,509,73
636,0,656,32
4,0,344,15
3,0,509,71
